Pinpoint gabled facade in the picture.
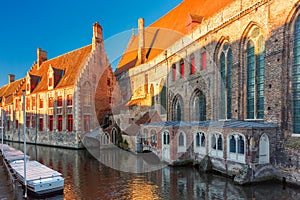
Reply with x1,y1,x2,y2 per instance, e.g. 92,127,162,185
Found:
0,22,113,148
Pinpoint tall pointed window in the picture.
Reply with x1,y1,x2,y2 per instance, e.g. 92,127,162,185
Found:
191,90,206,121
219,43,232,119
176,100,182,121
160,80,166,115
293,16,300,133
246,28,265,119
172,95,183,121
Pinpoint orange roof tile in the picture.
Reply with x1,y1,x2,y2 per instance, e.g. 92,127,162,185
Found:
29,45,92,93
116,0,234,74
0,79,25,104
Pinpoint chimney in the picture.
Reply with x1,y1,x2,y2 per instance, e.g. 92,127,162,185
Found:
92,22,103,50
8,74,15,84
137,18,146,65
37,48,47,69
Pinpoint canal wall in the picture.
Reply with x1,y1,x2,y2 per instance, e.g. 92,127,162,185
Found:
2,128,84,149
274,138,300,186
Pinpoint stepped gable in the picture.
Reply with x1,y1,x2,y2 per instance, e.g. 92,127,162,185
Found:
116,0,234,75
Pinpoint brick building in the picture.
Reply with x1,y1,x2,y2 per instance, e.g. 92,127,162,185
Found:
0,22,114,148
113,0,300,184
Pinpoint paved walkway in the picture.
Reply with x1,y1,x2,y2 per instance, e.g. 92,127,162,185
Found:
0,163,13,200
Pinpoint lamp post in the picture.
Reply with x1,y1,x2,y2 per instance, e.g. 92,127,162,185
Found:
22,90,27,198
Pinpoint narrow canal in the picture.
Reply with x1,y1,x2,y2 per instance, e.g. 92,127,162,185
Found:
3,142,300,199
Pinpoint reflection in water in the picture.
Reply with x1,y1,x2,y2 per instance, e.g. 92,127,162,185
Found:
7,142,300,200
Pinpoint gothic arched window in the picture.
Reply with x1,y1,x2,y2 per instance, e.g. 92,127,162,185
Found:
246,27,265,119
219,42,232,119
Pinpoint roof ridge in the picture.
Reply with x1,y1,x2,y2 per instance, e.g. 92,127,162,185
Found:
43,44,92,63
0,78,24,89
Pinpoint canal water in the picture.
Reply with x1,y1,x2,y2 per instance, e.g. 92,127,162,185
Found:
3,142,300,200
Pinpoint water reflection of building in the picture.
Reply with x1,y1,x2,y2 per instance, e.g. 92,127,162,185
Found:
10,143,300,199
0,22,114,148
112,0,300,185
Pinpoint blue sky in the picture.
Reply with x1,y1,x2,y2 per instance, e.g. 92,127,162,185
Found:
0,0,182,87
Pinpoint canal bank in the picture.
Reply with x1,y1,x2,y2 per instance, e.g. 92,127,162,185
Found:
0,141,299,199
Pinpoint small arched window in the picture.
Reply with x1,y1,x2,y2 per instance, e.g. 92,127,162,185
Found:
196,132,200,147
217,135,223,150
211,134,216,150
229,135,236,153
201,133,206,147
163,131,170,145
178,132,184,146
238,136,245,154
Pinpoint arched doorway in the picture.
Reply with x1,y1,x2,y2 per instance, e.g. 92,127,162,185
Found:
162,130,170,161
259,133,270,164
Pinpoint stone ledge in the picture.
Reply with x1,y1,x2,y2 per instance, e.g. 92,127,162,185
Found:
284,137,300,149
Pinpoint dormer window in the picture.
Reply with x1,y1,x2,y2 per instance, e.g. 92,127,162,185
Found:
49,77,53,87
48,65,64,89
26,73,40,94
48,66,54,90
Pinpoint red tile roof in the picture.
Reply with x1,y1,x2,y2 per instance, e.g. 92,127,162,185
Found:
29,45,92,93
116,0,234,75
0,79,25,104
0,44,92,106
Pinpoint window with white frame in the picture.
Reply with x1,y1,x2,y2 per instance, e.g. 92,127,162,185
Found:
194,132,206,154
178,132,186,153
209,132,223,158
227,133,246,163
163,131,170,145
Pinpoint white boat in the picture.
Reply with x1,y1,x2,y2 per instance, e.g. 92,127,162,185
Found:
0,144,64,197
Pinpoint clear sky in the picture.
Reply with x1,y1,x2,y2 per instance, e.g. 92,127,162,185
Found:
0,0,182,87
